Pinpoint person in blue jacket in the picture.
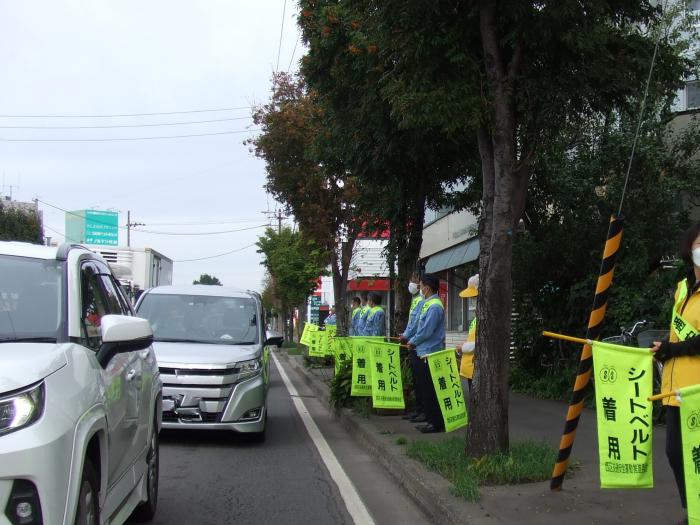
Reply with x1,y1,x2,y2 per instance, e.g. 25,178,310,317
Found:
400,272,425,422
349,297,362,336
362,292,385,336
407,273,445,433
324,307,337,326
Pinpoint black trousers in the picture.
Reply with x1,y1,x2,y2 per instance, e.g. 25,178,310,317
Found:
415,357,443,429
666,406,687,509
410,351,425,414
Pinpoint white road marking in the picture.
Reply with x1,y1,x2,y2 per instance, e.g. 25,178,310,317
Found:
270,351,376,525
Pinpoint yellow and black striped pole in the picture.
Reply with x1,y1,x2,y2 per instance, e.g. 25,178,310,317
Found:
550,214,624,491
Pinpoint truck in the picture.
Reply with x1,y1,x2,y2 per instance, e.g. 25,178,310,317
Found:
88,246,174,302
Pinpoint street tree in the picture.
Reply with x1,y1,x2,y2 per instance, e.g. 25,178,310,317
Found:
301,0,691,455
256,227,327,341
249,72,362,336
297,2,474,333
193,273,222,286
0,205,43,244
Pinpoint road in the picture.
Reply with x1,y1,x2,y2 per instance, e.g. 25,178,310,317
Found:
148,351,430,525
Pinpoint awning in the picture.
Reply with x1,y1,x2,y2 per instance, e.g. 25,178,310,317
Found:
424,237,479,274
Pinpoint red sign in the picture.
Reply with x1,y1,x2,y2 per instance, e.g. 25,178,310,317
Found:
439,280,448,309
347,278,391,292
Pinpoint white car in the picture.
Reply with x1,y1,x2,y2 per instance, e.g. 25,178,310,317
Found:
135,286,278,440
0,241,162,525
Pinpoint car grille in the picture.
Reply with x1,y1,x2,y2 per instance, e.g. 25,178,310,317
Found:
160,366,248,424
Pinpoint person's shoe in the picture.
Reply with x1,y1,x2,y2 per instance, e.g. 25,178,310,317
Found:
402,412,417,420
419,423,443,434
410,413,427,423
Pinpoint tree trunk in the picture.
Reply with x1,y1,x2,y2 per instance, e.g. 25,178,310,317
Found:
394,185,427,335
332,235,357,336
466,3,527,457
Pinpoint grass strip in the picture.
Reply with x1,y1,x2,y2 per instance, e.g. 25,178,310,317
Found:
406,437,564,502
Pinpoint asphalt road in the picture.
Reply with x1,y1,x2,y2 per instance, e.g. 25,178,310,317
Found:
148,354,430,525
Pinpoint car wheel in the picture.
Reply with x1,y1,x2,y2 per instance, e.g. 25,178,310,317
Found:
129,415,160,522
74,459,99,525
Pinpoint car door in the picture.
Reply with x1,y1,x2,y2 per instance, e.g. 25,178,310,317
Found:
79,262,137,489
94,263,150,464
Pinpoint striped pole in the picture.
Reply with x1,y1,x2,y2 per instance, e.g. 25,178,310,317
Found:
550,214,624,491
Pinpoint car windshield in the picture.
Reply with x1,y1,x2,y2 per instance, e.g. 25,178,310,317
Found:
137,293,259,345
0,254,63,343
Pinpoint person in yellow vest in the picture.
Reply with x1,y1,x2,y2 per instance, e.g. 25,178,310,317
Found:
349,297,362,336
400,272,425,422
456,274,479,393
652,222,700,522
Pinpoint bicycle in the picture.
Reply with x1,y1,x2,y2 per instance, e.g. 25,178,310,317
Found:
602,320,668,424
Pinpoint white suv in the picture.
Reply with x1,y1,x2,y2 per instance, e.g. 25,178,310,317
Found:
0,241,162,525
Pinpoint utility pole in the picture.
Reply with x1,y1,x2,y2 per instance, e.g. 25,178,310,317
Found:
126,210,145,247
262,208,287,234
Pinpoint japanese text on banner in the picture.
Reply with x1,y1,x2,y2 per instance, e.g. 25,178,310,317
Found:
350,337,382,396
333,337,353,376
307,330,325,358
592,341,653,488
367,341,404,409
300,322,318,346
427,349,468,432
679,384,700,524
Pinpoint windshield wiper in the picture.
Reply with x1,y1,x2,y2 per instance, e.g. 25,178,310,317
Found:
232,341,257,345
0,337,57,343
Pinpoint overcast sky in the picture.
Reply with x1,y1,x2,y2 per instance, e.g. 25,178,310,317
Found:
0,0,301,290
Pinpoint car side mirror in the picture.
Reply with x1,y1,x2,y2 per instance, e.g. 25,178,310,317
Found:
96,315,153,368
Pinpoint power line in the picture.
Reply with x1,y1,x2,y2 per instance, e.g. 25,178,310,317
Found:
0,106,254,119
288,32,300,72
174,243,258,263
0,129,260,142
132,224,269,236
42,224,80,244
37,198,265,236
275,0,288,72
145,219,264,226
0,116,253,130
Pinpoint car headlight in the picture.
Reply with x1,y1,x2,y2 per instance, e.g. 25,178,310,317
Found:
236,358,262,380
0,383,45,437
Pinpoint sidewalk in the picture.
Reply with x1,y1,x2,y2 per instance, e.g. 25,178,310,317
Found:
274,348,686,525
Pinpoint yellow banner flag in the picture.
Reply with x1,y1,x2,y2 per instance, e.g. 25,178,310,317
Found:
366,341,404,409
679,383,700,524
592,340,653,488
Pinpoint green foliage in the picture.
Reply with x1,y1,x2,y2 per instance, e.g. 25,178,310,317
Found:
0,206,43,244
510,115,700,389
256,227,327,313
406,438,567,502
329,359,353,410
192,273,222,286
395,436,408,446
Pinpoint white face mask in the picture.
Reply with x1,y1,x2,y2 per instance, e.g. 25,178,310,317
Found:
408,282,419,295
693,247,700,267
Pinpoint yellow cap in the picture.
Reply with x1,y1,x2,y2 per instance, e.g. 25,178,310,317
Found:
459,274,479,298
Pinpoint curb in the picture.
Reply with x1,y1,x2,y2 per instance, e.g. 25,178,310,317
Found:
276,349,471,525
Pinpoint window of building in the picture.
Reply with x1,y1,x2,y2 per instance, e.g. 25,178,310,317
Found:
688,80,700,110
690,0,700,12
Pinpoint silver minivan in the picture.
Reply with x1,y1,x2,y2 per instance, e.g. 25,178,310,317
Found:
136,285,280,441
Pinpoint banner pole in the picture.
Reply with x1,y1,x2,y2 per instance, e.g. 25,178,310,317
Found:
550,214,624,491
649,391,677,402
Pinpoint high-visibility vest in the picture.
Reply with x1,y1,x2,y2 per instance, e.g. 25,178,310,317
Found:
420,297,444,317
409,295,422,315
351,307,362,320
662,278,700,407
672,278,700,341
366,305,384,320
